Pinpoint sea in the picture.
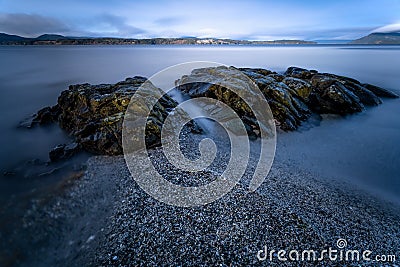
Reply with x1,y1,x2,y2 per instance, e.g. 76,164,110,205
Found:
0,44,399,209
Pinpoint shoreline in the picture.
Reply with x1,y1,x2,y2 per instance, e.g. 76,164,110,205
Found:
1,63,399,266
5,130,399,266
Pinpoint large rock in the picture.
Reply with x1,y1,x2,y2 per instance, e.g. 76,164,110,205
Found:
362,83,399,98
30,66,398,156
178,66,397,131
285,66,317,79
55,77,148,155
19,106,60,128
176,67,271,135
309,80,364,114
285,66,397,114
33,77,200,156
282,77,313,101
178,67,311,131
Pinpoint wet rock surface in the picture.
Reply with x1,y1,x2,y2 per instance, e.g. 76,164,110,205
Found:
55,76,182,155
49,143,81,162
27,77,200,157
19,106,60,128
10,66,400,266
28,66,398,155
178,66,398,131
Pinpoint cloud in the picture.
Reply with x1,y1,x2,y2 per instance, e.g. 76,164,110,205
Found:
0,13,69,37
307,27,376,40
237,26,375,41
86,14,146,37
0,12,146,38
154,16,184,26
372,23,400,33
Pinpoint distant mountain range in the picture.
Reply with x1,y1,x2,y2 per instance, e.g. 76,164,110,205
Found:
2,32,400,45
0,33,316,45
349,32,400,44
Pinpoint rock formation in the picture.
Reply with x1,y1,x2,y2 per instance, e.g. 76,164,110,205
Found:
27,66,398,159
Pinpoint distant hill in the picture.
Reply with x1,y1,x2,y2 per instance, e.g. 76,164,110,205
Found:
0,33,29,42
0,32,317,45
350,32,400,44
35,34,68,41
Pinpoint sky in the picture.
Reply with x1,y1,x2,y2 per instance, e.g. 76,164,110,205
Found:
0,0,399,41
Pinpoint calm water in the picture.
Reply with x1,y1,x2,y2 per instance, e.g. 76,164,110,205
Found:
0,45,399,204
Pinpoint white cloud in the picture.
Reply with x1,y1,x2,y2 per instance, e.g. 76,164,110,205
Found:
0,13,69,37
1,1,398,40
372,23,400,33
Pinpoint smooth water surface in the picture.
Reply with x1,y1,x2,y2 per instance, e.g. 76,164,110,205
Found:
0,45,399,203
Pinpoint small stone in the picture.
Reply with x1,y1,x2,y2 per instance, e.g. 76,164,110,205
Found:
86,235,95,243
3,171,16,176
49,142,81,162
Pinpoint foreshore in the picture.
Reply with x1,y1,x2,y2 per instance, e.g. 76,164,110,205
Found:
2,65,399,266
7,130,400,267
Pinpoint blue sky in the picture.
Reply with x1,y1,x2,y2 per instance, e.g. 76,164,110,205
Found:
0,0,399,40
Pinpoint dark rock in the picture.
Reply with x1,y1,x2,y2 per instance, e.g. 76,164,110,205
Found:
49,143,81,162
177,67,272,136
35,106,59,125
177,67,311,132
321,73,361,85
282,77,313,101
177,66,398,130
32,66,397,152
19,106,59,128
261,82,311,129
3,171,16,176
42,76,200,156
310,74,337,89
314,73,382,106
176,65,398,131
309,73,383,109
340,81,381,106
239,67,276,78
267,73,285,82
285,66,317,79
362,83,399,98
242,70,311,129
267,100,298,130
309,82,364,114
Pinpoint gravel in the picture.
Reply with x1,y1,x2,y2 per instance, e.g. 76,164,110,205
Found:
9,129,400,267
